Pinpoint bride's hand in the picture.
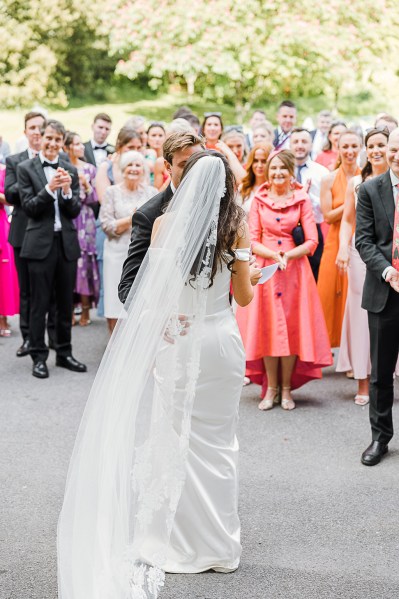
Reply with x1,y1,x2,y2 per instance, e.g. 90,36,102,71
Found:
164,314,191,344
249,262,262,286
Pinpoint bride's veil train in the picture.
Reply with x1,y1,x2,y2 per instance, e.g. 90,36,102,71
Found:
57,156,227,599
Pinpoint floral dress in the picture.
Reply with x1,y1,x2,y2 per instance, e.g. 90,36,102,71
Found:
73,162,100,304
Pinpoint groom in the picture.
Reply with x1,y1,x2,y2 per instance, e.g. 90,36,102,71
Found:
356,127,399,466
118,131,205,301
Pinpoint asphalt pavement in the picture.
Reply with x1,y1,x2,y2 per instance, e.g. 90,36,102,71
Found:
1,315,398,599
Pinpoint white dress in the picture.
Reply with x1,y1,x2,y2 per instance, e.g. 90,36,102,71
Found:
100,183,157,318
161,258,246,573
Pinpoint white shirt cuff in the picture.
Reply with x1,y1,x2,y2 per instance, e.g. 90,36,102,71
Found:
45,183,57,199
61,190,72,199
382,266,391,281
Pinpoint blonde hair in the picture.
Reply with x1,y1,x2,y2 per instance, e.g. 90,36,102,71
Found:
167,118,194,134
266,150,295,181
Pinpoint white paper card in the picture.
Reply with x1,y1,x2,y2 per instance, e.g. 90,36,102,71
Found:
258,262,279,284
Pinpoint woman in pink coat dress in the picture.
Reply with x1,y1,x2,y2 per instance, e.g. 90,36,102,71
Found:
236,150,332,410
0,165,19,336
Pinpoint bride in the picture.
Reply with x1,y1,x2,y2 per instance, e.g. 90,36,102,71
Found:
57,153,257,599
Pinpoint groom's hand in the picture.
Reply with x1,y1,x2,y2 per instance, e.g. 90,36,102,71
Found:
386,267,399,293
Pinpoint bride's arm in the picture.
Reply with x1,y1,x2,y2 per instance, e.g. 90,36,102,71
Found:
151,215,163,242
231,222,255,307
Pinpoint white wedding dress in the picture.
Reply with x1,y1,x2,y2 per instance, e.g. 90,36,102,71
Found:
159,257,247,574
58,156,247,599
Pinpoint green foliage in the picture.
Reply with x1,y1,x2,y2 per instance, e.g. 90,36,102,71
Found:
0,0,113,108
1,0,399,113
104,0,399,114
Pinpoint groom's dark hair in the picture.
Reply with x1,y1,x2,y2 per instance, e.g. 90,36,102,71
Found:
163,131,204,165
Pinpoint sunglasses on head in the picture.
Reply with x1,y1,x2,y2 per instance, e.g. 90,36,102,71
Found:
204,112,222,118
224,125,244,134
366,126,390,135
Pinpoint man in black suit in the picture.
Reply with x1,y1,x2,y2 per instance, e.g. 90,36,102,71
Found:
5,111,56,357
17,119,87,379
118,131,204,302
356,127,399,466
83,113,115,168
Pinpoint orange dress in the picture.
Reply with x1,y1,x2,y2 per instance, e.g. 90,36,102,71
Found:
317,165,360,348
236,186,332,393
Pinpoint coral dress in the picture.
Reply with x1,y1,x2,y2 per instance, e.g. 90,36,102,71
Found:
236,186,332,392
315,150,339,172
317,166,360,348
0,168,19,315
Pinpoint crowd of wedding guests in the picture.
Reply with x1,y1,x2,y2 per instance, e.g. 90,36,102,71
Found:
1,103,398,420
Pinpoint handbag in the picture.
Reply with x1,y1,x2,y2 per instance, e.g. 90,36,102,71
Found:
291,223,305,246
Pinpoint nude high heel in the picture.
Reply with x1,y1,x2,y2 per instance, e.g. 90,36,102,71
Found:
281,387,295,411
258,386,280,411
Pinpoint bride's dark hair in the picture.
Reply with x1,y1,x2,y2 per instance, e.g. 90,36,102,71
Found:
182,150,245,286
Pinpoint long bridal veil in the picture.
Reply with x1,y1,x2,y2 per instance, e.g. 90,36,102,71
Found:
57,156,227,599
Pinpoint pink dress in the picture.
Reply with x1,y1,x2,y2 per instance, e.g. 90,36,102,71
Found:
0,168,19,315
236,185,332,393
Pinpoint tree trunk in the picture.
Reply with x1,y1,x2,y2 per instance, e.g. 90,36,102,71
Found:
186,74,196,96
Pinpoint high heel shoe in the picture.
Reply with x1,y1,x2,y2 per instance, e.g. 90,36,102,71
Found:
281,387,295,411
258,386,280,411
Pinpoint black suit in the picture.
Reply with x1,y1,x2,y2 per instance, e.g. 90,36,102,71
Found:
118,184,173,303
273,128,291,150
356,171,399,444
17,156,81,363
5,151,55,343
83,141,115,167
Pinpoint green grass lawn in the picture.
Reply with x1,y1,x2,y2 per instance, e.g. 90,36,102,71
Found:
0,87,381,148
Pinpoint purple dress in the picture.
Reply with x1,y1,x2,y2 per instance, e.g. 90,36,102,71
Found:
73,163,100,304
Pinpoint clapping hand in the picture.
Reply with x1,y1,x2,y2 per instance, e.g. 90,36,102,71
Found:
273,251,287,270
386,267,399,293
49,167,72,194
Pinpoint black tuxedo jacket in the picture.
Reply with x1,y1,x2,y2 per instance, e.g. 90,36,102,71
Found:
17,156,81,261
118,184,173,303
5,150,30,248
83,141,115,166
355,171,395,313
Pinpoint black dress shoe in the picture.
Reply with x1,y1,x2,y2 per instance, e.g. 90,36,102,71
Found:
56,355,87,373
32,361,49,379
16,339,30,357
361,441,388,466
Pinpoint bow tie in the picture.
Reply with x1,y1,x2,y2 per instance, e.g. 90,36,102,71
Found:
42,161,59,169
93,145,107,151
